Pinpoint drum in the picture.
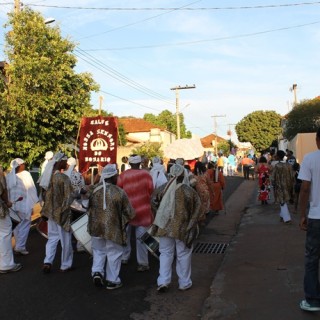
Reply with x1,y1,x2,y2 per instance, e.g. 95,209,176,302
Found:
36,218,48,239
70,214,92,255
9,208,22,230
70,199,87,222
139,230,160,260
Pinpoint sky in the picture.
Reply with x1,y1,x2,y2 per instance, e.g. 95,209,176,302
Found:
0,0,319,142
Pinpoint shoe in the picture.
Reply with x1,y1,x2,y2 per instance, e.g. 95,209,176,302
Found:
92,272,104,287
179,283,192,291
121,260,128,265
59,267,75,273
284,220,292,225
14,249,29,256
0,263,22,274
42,263,51,274
157,284,169,293
137,265,149,272
106,281,123,290
300,299,320,312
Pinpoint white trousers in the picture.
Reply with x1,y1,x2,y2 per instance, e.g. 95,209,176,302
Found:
44,218,73,270
91,237,123,284
122,225,149,266
157,237,193,289
13,216,31,251
280,203,291,222
0,215,15,271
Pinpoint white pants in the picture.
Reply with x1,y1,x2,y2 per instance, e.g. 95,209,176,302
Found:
0,215,15,271
91,237,123,283
122,225,149,266
44,218,73,270
13,214,31,251
280,203,291,222
157,237,193,289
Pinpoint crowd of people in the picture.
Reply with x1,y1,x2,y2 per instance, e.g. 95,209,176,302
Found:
0,151,229,293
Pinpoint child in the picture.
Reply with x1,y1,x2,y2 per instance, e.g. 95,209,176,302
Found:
259,183,269,205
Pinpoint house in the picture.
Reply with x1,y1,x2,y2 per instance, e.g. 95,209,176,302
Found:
117,117,176,164
200,133,226,154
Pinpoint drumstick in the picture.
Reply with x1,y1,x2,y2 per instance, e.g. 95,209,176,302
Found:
13,196,23,203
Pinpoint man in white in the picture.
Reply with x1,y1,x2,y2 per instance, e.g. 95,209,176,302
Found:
149,156,167,189
40,151,54,175
150,164,201,292
0,166,22,273
6,158,39,255
298,127,320,312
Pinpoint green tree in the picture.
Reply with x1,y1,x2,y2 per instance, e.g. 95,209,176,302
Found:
131,142,163,159
235,110,282,152
144,110,192,138
0,7,99,166
284,98,320,140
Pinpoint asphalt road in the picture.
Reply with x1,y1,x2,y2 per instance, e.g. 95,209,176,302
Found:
0,176,244,320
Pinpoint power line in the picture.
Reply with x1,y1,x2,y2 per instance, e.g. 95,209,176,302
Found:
80,20,320,51
25,2,320,10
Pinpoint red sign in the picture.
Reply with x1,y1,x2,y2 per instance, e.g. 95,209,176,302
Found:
78,116,118,173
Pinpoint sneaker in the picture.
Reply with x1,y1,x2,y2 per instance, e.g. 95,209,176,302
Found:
157,284,169,293
0,263,22,274
92,272,104,287
179,283,192,291
137,265,149,272
300,299,320,312
106,281,123,290
14,249,29,256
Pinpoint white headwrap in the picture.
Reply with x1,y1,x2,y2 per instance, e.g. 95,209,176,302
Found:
45,151,54,161
175,158,185,166
153,164,184,229
129,155,141,164
6,158,25,190
64,157,77,178
39,152,67,190
99,164,118,209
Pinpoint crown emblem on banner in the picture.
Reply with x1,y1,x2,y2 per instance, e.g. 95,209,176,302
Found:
90,138,108,151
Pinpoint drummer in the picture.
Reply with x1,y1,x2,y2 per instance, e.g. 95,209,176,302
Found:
39,152,75,273
150,164,201,292
87,164,135,290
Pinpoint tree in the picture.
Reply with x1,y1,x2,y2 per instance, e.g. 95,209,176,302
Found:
284,98,320,141
144,110,192,138
235,110,282,152
0,7,99,167
131,142,163,159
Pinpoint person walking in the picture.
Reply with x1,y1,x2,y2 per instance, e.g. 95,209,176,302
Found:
88,164,135,289
117,155,154,271
272,150,295,224
298,128,320,312
6,158,39,255
241,154,255,180
150,164,201,292
0,166,22,273
39,152,75,273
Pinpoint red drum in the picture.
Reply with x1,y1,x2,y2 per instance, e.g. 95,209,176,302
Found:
36,218,48,239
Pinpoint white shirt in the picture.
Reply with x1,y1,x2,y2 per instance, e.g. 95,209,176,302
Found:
298,150,320,219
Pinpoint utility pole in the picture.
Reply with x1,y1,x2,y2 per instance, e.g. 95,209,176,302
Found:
170,84,196,139
211,115,226,155
14,0,21,13
99,95,103,116
289,83,298,107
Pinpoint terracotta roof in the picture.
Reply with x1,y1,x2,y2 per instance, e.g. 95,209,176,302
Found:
118,117,165,133
200,134,226,148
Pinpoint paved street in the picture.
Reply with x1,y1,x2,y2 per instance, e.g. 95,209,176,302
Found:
0,176,249,320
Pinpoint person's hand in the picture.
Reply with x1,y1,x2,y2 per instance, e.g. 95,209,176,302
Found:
299,216,307,231
6,201,12,208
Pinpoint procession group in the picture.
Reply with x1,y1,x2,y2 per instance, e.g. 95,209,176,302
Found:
0,151,226,292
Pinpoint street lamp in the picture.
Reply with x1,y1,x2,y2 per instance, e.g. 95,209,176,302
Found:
44,17,55,25
170,85,196,139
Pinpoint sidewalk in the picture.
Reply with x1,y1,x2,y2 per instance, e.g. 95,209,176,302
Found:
201,180,309,320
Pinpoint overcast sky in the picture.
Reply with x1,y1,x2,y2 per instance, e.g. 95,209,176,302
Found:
1,0,319,141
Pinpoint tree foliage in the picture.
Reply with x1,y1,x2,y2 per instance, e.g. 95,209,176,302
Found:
235,110,282,152
131,142,163,159
284,98,320,140
143,109,192,138
0,8,99,167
